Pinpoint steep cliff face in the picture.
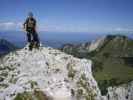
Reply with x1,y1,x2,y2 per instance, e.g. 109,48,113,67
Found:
0,46,101,100
89,36,105,52
60,35,106,54
103,81,133,100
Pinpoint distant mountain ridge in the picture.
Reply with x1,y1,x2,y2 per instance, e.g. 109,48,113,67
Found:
0,38,18,56
61,34,133,57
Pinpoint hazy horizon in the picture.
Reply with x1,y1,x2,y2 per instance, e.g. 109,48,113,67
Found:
0,31,132,48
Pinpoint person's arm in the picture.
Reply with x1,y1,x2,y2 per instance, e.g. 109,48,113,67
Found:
33,18,37,32
34,18,37,32
23,18,28,31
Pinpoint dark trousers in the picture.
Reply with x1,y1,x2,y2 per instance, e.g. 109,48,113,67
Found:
27,32,39,44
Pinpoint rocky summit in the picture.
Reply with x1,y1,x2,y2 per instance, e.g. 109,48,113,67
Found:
0,45,101,100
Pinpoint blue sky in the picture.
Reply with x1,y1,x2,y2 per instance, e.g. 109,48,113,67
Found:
0,0,133,33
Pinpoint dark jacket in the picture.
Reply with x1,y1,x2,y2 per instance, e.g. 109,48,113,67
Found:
24,17,36,33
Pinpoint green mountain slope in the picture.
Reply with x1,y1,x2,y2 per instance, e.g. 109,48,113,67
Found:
60,34,133,95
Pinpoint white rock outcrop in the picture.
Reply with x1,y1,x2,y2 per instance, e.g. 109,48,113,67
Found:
103,81,133,100
0,46,101,100
89,36,105,52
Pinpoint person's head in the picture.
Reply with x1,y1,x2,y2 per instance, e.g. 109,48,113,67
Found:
28,12,33,18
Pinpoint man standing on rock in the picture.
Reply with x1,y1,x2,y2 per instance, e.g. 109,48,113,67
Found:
23,12,40,50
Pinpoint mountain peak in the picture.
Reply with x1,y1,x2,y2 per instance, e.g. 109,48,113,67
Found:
0,46,101,100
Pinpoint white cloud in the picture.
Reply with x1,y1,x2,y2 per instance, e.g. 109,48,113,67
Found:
115,27,133,32
1,21,133,33
0,22,89,32
0,22,22,31
38,24,90,32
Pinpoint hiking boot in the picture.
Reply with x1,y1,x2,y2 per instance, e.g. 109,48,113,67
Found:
29,42,33,51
